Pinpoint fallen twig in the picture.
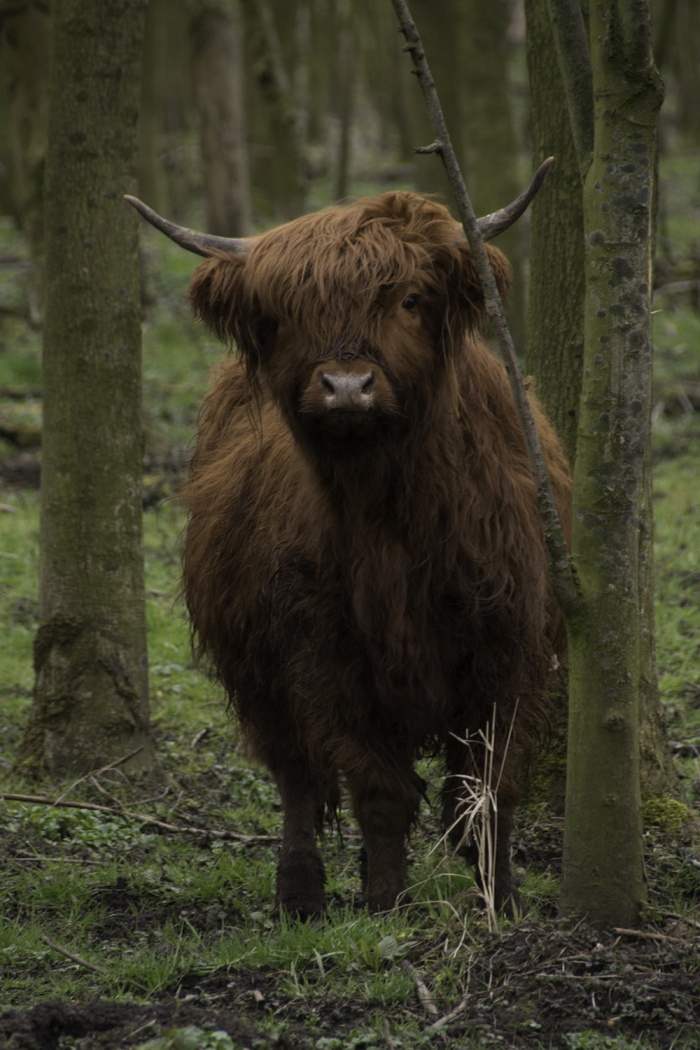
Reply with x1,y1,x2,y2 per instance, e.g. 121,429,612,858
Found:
658,910,700,932
40,934,106,975
191,726,212,748
1,792,279,844
613,927,685,945
54,745,146,806
429,994,470,1029
382,1017,395,1049
89,776,129,809
402,959,439,1017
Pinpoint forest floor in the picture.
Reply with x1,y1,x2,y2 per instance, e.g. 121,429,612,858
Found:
1,910,699,1050
2,210,700,1049
0,757,699,1050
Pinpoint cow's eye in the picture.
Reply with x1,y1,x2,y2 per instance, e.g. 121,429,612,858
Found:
402,294,419,311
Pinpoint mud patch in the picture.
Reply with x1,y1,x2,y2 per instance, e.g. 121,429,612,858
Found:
0,998,285,1050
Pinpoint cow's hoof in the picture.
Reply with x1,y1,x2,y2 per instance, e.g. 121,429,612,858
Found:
365,888,411,914
276,894,326,921
276,847,326,921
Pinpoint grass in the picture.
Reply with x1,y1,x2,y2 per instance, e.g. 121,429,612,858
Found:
652,302,700,784
1,210,700,1050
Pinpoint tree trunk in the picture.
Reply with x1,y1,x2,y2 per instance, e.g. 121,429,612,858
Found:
560,0,664,924
0,0,51,317
15,0,156,779
189,0,252,236
524,0,584,464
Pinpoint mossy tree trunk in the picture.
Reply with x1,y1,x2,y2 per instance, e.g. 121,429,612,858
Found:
15,0,156,779
559,0,664,924
525,0,678,823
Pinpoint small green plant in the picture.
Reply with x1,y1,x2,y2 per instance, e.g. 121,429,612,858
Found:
564,1032,648,1050
641,795,691,835
136,1027,244,1050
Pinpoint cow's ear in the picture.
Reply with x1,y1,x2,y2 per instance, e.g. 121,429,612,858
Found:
437,242,513,356
455,243,513,328
188,253,249,342
485,245,513,302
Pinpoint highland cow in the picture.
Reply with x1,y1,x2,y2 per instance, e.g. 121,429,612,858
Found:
127,176,571,918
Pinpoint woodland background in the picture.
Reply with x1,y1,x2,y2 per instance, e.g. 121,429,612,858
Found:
1,1,700,1048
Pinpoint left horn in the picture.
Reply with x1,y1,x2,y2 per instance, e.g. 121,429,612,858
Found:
473,157,554,241
124,195,253,257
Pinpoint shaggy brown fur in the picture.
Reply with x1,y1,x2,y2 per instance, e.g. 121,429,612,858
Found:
182,191,572,917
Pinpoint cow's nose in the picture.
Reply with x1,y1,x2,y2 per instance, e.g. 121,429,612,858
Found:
321,372,375,409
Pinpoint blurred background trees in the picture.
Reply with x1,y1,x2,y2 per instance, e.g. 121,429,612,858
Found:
1,0,697,330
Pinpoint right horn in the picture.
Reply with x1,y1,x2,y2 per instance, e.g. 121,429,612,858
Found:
124,195,254,257
475,157,554,241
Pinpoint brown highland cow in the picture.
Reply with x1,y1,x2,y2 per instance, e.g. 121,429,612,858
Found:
127,175,571,918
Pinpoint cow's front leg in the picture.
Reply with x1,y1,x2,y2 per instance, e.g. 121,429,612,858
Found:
346,766,420,912
273,757,327,919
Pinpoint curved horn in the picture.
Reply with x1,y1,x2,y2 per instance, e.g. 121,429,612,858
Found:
475,157,554,241
124,195,253,257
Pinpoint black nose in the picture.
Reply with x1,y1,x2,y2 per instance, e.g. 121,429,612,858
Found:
321,372,375,410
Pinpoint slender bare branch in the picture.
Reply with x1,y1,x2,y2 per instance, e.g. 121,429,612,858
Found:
390,0,579,616
53,745,145,806
613,927,685,945
40,935,106,975
1,791,279,844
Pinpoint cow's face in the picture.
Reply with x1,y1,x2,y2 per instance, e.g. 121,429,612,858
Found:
188,193,511,452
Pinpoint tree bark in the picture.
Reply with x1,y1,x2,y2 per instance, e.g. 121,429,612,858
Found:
526,0,678,815
524,0,585,464
560,0,664,924
15,0,156,779
188,0,252,236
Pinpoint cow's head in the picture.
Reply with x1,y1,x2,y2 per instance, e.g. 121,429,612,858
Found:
187,193,513,450
125,161,551,452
